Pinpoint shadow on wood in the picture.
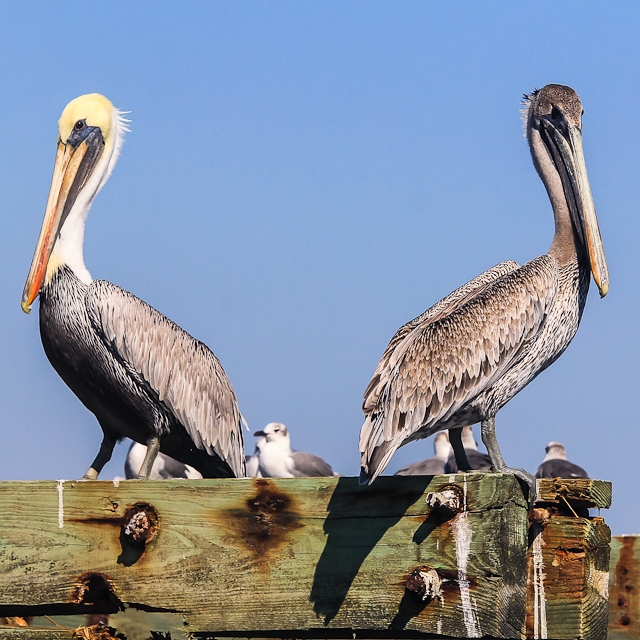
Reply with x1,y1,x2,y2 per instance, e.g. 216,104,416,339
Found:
310,476,431,624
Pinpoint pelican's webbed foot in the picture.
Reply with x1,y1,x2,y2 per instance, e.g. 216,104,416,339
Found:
495,465,536,505
480,416,537,505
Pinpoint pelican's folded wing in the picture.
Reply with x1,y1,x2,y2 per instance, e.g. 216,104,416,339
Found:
86,280,245,477
360,256,558,481
363,260,521,413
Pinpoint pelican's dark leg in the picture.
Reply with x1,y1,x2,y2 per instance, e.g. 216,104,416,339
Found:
137,435,160,479
83,432,117,480
480,416,536,503
449,428,472,472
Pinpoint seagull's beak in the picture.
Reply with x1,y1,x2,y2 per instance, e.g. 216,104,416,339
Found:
253,430,266,437
541,119,609,297
22,128,104,313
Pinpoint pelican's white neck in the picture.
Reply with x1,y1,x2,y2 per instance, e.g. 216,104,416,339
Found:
47,108,129,285
50,208,93,284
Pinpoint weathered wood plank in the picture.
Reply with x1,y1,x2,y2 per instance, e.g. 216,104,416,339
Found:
0,475,529,638
1,611,189,639
0,476,612,639
525,514,610,640
535,478,612,509
608,535,640,639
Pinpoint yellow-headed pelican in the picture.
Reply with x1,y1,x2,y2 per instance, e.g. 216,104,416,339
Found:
359,84,608,497
22,94,245,479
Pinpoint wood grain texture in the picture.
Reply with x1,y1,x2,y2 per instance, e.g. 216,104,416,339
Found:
608,535,640,639
0,475,528,638
535,478,612,509
0,476,612,639
526,516,610,640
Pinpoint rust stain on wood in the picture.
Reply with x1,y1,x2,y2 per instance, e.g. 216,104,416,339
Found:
610,536,640,635
225,479,303,567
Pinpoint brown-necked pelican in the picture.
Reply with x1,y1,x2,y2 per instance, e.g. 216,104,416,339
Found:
359,84,608,497
22,94,245,480
535,441,588,479
253,422,337,477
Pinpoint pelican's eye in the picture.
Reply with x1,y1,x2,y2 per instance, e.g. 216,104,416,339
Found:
550,107,562,120
74,119,86,131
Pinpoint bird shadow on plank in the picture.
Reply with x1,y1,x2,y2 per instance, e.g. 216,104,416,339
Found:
389,494,456,630
309,475,431,625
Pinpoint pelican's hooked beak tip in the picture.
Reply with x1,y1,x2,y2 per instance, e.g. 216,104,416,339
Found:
21,300,32,314
598,282,609,298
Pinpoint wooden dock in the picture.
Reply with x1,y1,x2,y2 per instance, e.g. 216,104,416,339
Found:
0,475,611,639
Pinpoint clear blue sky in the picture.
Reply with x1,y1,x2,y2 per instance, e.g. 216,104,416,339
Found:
0,2,637,533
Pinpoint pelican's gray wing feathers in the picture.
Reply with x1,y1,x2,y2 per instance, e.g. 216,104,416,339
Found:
363,260,521,413
361,256,558,480
86,280,245,477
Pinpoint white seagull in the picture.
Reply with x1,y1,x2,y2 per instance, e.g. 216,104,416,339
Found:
253,423,337,478
124,442,203,480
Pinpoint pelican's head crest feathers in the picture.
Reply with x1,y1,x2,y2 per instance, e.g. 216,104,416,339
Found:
59,93,130,162
520,88,540,135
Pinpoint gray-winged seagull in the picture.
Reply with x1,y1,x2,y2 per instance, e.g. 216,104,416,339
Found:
125,441,203,480
253,423,337,477
535,442,588,479
394,431,452,476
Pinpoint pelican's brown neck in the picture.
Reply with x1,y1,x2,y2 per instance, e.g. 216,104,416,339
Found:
528,121,582,267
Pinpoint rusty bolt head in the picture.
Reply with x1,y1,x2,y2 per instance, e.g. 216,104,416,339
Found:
405,566,443,602
121,503,158,547
426,484,464,515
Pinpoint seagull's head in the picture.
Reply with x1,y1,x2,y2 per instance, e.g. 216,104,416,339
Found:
543,441,568,461
254,422,290,444
433,431,452,459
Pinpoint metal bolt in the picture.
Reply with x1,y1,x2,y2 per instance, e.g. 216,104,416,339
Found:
426,484,464,515
405,566,443,602
121,503,158,547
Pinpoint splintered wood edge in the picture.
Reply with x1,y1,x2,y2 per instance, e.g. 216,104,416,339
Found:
535,478,612,509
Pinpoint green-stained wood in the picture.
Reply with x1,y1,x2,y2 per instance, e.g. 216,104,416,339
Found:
608,535,640,639
0,476,612,639
1,475,528,638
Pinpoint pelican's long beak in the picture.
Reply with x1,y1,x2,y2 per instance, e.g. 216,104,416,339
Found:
542,119,609,297
22,129,104,313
